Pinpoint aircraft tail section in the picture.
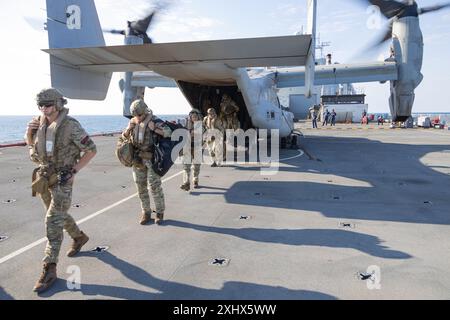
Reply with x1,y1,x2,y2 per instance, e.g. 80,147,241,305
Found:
46,0,111,100
304,0,317,98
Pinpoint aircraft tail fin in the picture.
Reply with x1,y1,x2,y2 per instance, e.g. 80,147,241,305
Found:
304,0,317,98
46,0,111,100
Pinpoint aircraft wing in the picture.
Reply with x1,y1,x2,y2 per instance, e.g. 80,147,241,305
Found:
275,61,398,88
43,35,311,74
44,35,312,96
131,72,178,88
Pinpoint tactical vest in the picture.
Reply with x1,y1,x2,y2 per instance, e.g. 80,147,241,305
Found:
220,100,239,115
131,115,155,161
185,120,205,155
203,116,224,132
33,108,82,170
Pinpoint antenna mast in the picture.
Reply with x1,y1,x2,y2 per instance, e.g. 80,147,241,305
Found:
315,33,331,59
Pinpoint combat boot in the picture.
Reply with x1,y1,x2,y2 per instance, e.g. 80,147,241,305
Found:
211,162,217,167
67,231,89,257
155,212,164,225
140,210,152,225
180,183,190,191
33,263,57,293
193,181,199,189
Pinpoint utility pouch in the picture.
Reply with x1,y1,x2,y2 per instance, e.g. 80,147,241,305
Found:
31,168,58,196
31,168,40,197
31,173,49,196
48,173,58,187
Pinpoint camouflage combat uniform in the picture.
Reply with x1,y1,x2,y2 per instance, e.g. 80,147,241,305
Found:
181,110,205,190
220,95,240,130
29,108,96,264
203,109,224,166
122,114,172,219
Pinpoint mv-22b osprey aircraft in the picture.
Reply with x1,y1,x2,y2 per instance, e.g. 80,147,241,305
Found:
42,0,450,144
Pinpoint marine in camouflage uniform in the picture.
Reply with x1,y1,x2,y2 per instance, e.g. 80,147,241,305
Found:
203,107,224,167
122,99,172,226
219,94,240,163
219,94,240,130
180,109,205,191
26,88,97,294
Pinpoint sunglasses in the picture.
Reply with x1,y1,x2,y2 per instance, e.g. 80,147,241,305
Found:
38,104,54,109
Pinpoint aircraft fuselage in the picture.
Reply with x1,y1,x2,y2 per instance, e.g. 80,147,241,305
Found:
173,68,294,138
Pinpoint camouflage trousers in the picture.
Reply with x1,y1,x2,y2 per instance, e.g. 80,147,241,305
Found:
39,183,82,264
183,163,201,185
206,139,223,165
132,161,165,214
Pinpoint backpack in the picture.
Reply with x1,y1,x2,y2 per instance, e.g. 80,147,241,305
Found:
151,120,186,177
153,119,184,132
115,136,135,167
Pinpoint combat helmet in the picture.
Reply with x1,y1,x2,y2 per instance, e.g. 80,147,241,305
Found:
130,99,152,117
189,108,202,118
36,88,67,111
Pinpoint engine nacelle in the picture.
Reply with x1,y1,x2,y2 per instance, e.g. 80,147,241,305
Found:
389,16,424,122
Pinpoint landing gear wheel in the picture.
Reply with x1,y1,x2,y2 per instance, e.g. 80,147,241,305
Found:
280,137,287,149
290,135,298,149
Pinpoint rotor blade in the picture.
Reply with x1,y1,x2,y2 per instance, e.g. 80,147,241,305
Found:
105,1,170,43
351,19,393,61
129,11,156,34
359,0,406,18
142,33,153,44
367,19,394,50
419,3,450,15
130,1,170,34
23,16,46,31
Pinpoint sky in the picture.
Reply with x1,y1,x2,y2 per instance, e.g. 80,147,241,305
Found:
0,0,449,116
